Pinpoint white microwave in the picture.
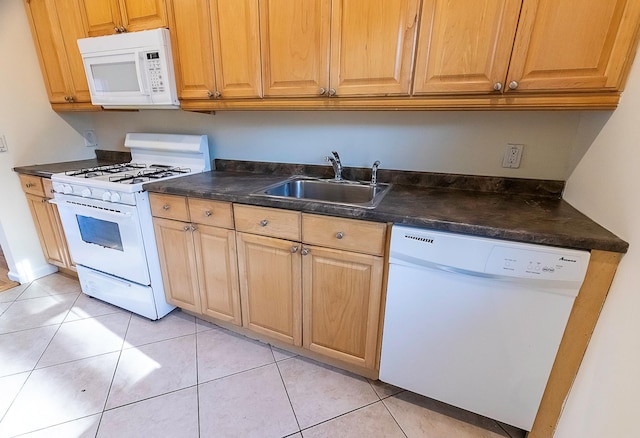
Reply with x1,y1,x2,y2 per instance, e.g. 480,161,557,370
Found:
77,28,179,109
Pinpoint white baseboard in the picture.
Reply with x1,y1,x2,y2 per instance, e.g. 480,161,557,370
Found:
8,264,58,283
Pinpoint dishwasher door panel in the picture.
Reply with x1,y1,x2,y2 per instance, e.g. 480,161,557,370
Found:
379,262,575,431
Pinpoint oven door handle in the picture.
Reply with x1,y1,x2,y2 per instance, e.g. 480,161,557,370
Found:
49,199,133,219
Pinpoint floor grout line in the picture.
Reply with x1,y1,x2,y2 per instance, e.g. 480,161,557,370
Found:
380,397,409,438
273,349,302,435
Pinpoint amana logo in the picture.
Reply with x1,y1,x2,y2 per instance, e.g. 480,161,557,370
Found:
559,257,577,263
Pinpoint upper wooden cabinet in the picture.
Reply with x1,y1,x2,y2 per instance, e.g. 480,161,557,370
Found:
23,0,96,109
506,0,640,93
330,0,421,97
413,0,522,94
260,0,331,97
260,0,420,97
168,0,262,100
413,0,640,96
78,0,168,36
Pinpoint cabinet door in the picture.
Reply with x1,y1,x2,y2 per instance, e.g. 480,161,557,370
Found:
210,0,263,98
25,194,67,268
329,0,420,96
507,0,640,92
78,0,122,36
413,0,522,94
119,0,168,33
24,0,72,104
167,0,217,99
54,0,92,102
194,225,241,325
260,0,331,97
236,232,302,346
153,217,202,313
302,245,383,369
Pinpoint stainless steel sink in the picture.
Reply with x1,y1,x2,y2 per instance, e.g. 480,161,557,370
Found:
252,177,391,209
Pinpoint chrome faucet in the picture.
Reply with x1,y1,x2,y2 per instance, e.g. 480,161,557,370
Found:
371,160,380,186
325,151,343,181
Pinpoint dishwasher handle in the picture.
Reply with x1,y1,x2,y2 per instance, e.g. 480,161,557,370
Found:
389,251,583,293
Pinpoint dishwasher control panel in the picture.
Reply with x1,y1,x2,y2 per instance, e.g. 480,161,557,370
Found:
486,246,590,282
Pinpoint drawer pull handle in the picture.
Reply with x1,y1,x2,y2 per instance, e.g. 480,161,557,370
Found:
335,232,344,239
301,248,310,256
204,210,212,217
163,205,170,210
260,219,269,227
291,245,299,253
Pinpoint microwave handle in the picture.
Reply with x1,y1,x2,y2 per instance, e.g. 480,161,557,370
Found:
135,52,150,96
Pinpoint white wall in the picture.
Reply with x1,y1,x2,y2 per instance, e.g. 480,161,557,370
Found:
91,109,586,180
555,46,640,437
0,1,95,282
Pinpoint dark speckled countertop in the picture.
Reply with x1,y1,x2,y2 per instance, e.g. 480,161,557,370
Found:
142,160,628,254
13,150,131,177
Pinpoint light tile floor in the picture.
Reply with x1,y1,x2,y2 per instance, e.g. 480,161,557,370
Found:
0,273,527,438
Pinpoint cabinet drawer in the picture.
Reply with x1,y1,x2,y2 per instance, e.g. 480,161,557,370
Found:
234,204,301,241
302,214,387,256
149,193,190,221
41,178,55,199
18,174,45,197
188,198,234,229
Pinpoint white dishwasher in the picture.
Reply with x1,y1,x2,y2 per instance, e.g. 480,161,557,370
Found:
379,225,590,431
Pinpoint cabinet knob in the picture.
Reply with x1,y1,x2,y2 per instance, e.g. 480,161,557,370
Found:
207,91,214,98
290,245,299,253
328,88,337,97
204,210,212,217
319,87,327,95
335,231,344,240
119,26,127,33
114,27,121,33
214,91,222,99
259,219,269,227
301,248,310,256
190,224,197,232
25,183,34,188
163,204,170,210
41,198,48,204
493,82,502,91
183,225,191,231
509,81,519,90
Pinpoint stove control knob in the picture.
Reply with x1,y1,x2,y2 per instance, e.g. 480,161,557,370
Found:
62,184,73,194
102,191,112,202
81,188,92,198
110,192,121,203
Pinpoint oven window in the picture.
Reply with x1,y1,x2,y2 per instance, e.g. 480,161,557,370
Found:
76,215,124,251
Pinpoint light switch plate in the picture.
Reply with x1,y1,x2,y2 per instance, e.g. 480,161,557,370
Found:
0,135,8,152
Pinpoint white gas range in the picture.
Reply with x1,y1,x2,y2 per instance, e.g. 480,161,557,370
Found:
51,133,210,320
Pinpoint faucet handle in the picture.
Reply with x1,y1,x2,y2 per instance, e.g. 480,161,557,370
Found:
371,160,381,186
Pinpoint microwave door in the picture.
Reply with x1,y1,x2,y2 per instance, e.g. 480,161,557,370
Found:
84,52,152,106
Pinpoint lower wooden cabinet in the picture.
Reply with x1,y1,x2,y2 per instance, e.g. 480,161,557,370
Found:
151,194,241,325
302,245,384,369
151,195,388,372
234,205,387,370
19,174,74,271
236,232,302,346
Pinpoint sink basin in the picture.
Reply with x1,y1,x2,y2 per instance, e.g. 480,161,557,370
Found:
253,177,391,209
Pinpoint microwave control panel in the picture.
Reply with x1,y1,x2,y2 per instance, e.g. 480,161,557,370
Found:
146,52,164,93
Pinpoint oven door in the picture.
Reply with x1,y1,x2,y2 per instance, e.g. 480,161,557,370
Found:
52,194,150,285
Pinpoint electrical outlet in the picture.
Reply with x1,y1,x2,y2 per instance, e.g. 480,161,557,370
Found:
0,135,8,152
82,130,97,147
502,143,524,168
